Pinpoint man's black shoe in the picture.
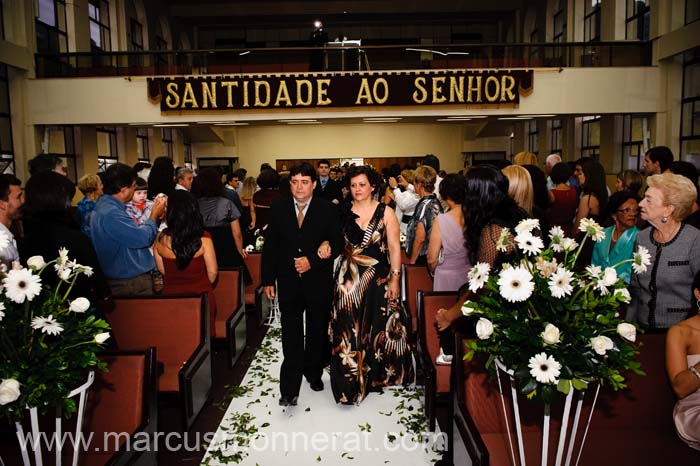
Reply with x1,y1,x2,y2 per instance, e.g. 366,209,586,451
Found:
279,395,298,406
309,380,324,392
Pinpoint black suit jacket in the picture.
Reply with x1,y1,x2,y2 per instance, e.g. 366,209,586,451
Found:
313,178,343,204
261,196,344,300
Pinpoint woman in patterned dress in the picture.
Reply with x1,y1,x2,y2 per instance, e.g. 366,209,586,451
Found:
326,165,414,405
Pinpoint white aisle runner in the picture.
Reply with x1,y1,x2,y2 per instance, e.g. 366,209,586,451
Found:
201,326,445,466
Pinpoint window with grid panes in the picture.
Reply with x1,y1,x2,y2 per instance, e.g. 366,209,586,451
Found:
622,115,646,172
0,66,14,174
584,0,601,42
681,49,700,166
687,0,700,24
136,127,149,162
550,119,562,154
626,0,650,40
527,120,539,155
161,127,173,159
89,0,111,52
96,126,118,173
553,0,566,43
581,115,601,159
36,0,68,53
45,126,77,181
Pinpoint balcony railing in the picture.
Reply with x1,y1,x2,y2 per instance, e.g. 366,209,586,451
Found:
35,41,652,78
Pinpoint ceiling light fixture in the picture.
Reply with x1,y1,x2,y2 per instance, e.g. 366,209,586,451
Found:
213,122,249,126
278,119,318,123
153,123,189,127
287,121,322,125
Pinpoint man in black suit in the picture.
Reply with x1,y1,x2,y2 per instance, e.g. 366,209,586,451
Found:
313,159,343,205
262,162,344,406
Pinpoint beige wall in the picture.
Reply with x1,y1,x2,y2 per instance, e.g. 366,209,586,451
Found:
228,123,464,174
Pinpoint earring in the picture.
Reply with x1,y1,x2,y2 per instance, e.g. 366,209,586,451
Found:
697,299,700,310
661,216,668,223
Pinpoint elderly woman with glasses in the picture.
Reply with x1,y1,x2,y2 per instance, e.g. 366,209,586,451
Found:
627,173,700,329
591,190,640,284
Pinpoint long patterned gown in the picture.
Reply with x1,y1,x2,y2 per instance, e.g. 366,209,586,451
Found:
329,203,414,405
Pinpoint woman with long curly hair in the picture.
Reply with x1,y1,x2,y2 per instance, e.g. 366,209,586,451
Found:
153,191,218,333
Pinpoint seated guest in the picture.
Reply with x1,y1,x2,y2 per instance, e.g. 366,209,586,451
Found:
548,163,578,237
628,173,700,329
125,177,154,225
91,163,166,296
591,191,640,284
666,271,700,450
21,171,110,300
192,168,249,280
406,165,442,265
0,174,23,268
76,174,103,238
153,191,218,334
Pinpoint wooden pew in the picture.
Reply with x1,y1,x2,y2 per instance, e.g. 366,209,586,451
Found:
243,252,267,326
83,348,158,466
101,295,212,430
212,267,247,368
401,263,433,339
417,291,459,432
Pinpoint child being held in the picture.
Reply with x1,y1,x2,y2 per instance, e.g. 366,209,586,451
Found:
126,177,154,224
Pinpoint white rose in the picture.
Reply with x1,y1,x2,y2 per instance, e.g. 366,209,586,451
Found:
541,323,561,345
27,256,46,270
590,335,614,355
614,288,631,303
94,332,110,344
461,300,475,316
475,318,494,340
69,297,90,313
58,268,72,281
0,378,21,405
617,323,636,342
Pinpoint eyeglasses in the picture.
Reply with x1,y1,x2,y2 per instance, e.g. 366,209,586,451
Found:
617,207,638,214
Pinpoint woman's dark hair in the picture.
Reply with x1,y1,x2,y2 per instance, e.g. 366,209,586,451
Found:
278,173,291,196
550,162,572,185
523,164,549,210
191,167,224,198
462,165,524,263
147,157,175,199
164,191,204,270
387,163,402,179
581,160,609,213
344,165,381,190
25,171,75,214
605,190,639,219
257,168,281,190
439,173,466,204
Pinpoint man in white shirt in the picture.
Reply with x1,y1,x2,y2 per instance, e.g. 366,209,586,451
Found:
175,167,194,191
389,171,420,234
0,175,24,268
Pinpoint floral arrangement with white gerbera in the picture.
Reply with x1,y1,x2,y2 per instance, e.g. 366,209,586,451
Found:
463,218,651,403
0,247,110,420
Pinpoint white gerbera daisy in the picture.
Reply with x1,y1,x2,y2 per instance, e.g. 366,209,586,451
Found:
3,268,42,303
586,265,602,279
515,218,540,235
30,315,63,336
549,226,565,252
579,218,606,242
528,352,561,384
468,262,491,293
548,267,574,298
560,237,577,253
496,227,511,253
632,246,651,274
498,266,534,302
515,231,544,256
536,257,558,278
57,247,69,265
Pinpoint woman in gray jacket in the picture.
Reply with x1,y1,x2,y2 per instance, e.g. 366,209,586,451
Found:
628,173,700,329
